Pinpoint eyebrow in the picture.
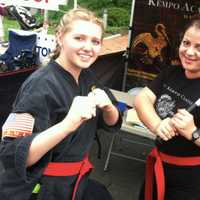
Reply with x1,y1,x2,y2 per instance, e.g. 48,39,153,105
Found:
74,33,101,39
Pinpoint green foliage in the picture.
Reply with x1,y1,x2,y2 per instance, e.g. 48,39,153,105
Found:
106,26,128,35
2,0,132,38
3,18,19,41
48,5,70,25
106,26,122,35
78,0,113,10
107,7,129,27
78,0,131,10
110,0,132,9
78,0,131,33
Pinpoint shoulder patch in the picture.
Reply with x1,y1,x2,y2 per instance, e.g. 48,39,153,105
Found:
2,113,35,138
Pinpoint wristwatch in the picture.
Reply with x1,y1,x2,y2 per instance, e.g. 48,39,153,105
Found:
191,129,200,142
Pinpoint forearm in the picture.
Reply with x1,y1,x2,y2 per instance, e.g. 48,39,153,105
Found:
134,89,161,133
135,102,161,133
27,121,72,167
103,104,119,126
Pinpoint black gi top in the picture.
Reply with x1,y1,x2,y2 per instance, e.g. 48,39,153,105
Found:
148,65,200,195
0,61,122,200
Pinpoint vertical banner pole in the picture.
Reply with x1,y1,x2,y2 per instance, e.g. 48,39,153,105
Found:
41,9,49,33
122,0,136,91
74,0,78,9
44,9,48,23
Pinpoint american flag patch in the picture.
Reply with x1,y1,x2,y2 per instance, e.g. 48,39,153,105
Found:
2,113,35,138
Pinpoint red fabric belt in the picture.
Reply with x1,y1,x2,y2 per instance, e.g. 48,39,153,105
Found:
43,156,93,200
145,147,200,200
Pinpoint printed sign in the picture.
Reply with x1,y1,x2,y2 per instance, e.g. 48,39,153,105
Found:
1,0,59,10
36,32,56,65
9,29,56,66
58,0,68,5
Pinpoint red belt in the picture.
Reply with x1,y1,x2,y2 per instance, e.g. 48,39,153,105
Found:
145,147,200,200
43,156,93,200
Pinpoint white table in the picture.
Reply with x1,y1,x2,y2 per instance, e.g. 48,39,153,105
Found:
104,120,155,171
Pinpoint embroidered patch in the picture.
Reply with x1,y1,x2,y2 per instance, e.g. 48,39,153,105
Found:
2,113,35,138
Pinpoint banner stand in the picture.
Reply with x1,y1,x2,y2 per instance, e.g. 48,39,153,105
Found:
121,0,136,92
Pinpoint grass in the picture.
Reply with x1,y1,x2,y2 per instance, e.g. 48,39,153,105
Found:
2,16,59,41
3,17,20,41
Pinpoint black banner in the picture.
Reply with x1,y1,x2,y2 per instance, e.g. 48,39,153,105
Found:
126,0,200,90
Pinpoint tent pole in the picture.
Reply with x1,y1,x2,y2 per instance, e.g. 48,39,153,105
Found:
121,0,136,91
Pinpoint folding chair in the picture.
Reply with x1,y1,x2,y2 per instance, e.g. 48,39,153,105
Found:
0,30,37,71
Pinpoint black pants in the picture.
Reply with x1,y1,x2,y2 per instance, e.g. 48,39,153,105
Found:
83,179,113,200
138,181,157,200
29,179,113,200
138,181,200,200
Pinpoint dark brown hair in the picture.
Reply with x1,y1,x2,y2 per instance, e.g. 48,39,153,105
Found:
179,15,200,42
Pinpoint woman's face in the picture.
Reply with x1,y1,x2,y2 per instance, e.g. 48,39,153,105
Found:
57,19,103,71
179,25,200,78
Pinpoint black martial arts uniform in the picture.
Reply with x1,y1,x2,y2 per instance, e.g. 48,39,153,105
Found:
0,61,122,200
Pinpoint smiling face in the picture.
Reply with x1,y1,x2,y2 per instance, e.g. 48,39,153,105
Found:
56,19,103,75
179,25,200,78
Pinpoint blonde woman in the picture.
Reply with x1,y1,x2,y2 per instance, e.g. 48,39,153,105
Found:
0,8,122,200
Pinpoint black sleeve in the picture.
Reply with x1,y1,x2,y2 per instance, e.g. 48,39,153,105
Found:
0,135,51,200
97,87,122,133
1,135,50,181
12,75,53,132
0,74,53,184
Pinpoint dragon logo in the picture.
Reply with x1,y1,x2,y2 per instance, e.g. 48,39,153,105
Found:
156,94,175,118
131,23,171,67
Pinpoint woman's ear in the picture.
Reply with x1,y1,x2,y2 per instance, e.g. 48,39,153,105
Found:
56,31,63,47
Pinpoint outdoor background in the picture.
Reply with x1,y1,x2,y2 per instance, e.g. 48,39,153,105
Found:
3,0,132,41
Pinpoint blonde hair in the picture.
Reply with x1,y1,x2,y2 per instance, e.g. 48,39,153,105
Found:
52,8,104,59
